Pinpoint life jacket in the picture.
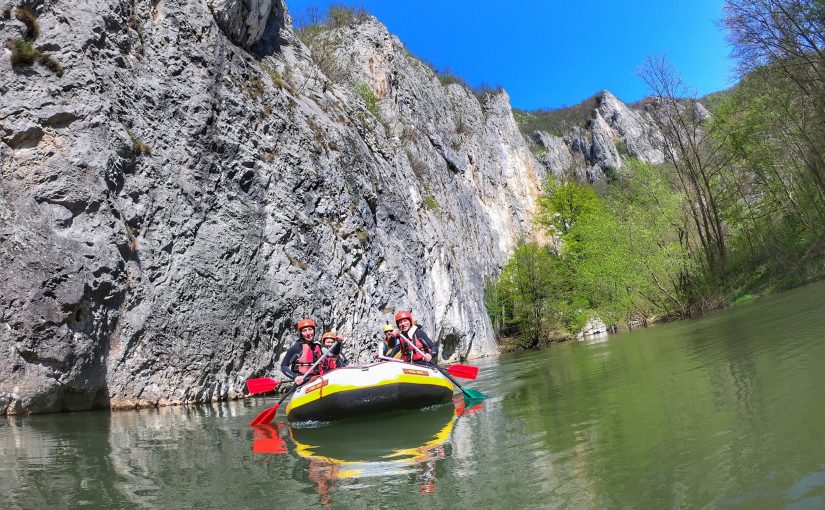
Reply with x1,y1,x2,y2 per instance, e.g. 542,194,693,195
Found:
400,326,428,362
381,338,403,359
292,342,321,374
320,353,338,373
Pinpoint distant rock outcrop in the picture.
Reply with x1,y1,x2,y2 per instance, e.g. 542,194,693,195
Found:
0,1,543,413
532,90,668,183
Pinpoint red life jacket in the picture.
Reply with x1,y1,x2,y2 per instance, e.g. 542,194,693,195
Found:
401,327,428,362
321,356,338,374
292,342,321,374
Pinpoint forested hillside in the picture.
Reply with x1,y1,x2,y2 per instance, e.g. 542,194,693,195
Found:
489,0,825,347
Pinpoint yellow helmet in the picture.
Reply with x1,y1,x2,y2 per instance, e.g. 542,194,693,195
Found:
383,323,395,332
321,331,336,341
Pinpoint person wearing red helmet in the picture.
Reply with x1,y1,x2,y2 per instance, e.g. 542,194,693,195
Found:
280,318,323,385
393,310,438,364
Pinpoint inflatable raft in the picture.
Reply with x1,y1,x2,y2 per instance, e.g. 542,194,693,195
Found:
285,361,454,422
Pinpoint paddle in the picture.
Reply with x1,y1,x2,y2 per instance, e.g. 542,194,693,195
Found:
246,377,281,394
249,341,338,426
445,364,478,380
382,333,478,379
249,384,297,426
376,354,478,380
398,334,488,400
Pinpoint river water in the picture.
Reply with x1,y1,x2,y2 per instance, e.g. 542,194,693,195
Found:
3,281,825,509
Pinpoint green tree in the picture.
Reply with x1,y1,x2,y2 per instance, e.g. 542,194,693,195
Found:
603,160,693,317
540,162,692,329
497,242,562,348
536,179,602,236
639,56,731,277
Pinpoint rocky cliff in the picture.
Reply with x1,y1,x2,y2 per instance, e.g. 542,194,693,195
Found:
0,1,543,414
529,89,714,184
531,90,668,183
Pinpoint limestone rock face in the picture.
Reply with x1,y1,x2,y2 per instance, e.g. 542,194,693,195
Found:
0,1,541,413
595,90,665,166
532,131,573,177
589,110,622,171
532,90,668,183
692,102,712,123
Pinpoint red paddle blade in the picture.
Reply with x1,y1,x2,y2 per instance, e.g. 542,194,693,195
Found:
446,364,478,380
249,403,279,426
246,378,280,394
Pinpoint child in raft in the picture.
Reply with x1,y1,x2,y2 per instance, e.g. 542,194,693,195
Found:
376,322,404,361
319,331,347,373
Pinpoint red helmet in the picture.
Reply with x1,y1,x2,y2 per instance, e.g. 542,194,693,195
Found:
394,310,413,324
296,318,315,332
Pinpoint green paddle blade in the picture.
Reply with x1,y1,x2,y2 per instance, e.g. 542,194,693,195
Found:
461,387,488,401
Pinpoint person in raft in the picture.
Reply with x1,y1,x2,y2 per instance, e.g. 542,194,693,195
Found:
393,310,438,365
319,331,347,372
280,318,323,386
376,322,403,361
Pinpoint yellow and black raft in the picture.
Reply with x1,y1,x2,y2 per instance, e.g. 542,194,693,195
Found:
286,361,454,422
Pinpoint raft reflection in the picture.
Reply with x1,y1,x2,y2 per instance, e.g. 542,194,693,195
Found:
252,397,484,506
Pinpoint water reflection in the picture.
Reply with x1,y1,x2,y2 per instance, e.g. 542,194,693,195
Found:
252,422,288,454
251,398,485,506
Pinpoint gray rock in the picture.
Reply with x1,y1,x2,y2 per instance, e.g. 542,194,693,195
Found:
532,90,672,182
589,110,621,171
533,131,572,177
577,318,608,338
693,102,712,123
0,1,542,413
595,90,665,165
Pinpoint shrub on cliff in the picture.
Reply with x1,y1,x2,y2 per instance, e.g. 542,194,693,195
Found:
354,83,380,118
512,95,598,138
15,7,40,40
5,8,63,77
327,4,369,28
7,38,38,66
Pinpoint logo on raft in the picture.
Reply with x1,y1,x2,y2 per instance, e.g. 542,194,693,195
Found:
402,369,430,377
305,379,330,393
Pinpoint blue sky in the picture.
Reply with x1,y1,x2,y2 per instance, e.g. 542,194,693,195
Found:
285,0,736,110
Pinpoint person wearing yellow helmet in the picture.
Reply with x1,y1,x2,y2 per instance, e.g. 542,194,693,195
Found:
376,322,403,361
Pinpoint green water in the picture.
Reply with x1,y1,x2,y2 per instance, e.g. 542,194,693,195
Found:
3,282,825,509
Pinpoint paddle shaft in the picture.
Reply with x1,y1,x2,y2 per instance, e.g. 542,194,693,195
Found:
250,341,339,425
397,334,476,398
273,383,298,410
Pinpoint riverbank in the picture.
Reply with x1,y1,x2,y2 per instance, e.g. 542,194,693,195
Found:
495,257,825,355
